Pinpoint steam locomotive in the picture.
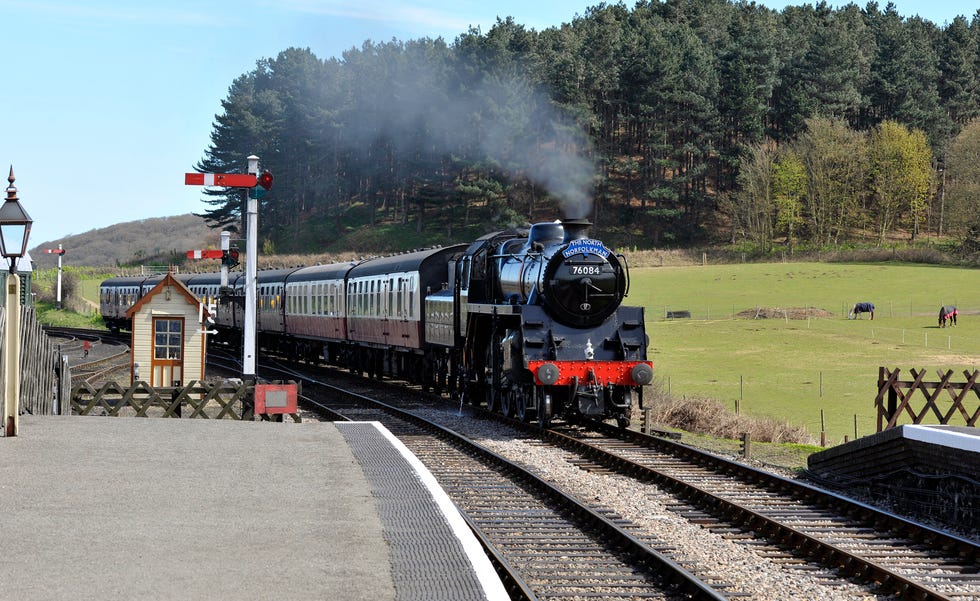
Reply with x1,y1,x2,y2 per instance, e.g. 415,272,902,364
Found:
100,219,653,427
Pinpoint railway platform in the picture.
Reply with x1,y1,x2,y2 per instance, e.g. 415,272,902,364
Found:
807,424,980,479
0,416,508,601
807,424,980,529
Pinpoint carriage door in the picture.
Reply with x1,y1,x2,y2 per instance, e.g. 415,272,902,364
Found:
152,317,184,387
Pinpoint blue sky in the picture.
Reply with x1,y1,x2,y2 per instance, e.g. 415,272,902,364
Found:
1,0,974,249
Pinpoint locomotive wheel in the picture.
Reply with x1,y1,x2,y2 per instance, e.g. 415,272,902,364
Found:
500,388,513,417
483,340,501,412
486,388,499,413
536,390,552,429
516,386,535,422
435,358,447,395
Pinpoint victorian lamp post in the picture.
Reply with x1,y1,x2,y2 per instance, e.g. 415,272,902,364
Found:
0,166,33,437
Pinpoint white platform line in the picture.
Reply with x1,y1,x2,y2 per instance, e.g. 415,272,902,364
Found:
360,421,511,601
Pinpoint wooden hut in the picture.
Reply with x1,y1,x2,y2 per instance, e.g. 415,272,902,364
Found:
125,272,209,387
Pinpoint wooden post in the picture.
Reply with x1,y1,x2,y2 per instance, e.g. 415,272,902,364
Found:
887,379,898,423
740,432,751,459
820,409,826,446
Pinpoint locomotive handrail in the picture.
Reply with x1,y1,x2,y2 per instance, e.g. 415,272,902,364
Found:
617,252,631,297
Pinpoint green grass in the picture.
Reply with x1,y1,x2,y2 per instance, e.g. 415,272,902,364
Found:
79,278,102,306
630,262,980,443
35,301,105,329
65,263,978,447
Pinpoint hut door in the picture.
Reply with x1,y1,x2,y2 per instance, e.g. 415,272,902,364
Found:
151,317,184,387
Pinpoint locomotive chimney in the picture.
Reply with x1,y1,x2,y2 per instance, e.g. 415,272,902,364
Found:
561,218,592,243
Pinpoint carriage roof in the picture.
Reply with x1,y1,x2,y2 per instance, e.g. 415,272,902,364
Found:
347,245,467,279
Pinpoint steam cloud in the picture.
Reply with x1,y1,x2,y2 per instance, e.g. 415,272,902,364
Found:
335,53,595,220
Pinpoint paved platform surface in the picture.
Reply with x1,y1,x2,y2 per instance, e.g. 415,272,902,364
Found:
0,416,507,600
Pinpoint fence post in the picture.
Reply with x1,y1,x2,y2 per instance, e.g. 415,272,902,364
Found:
820,408,826,446
887,378,898,423
740,432,751,459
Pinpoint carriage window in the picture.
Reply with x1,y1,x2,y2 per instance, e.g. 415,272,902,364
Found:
154,318,182,360
408,276,415,318
397,278,404,317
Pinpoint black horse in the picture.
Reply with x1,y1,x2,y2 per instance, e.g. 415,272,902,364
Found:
850,302,875,320
939,305,958,327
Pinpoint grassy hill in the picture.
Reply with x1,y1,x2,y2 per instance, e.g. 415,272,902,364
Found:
29,214,219,269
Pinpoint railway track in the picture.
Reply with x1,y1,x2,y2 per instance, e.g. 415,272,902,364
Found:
43,326,131,385
282,367,736,600
535,420,980,601
271,358,979,600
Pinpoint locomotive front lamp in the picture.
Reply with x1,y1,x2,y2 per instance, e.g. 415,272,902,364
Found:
0,167,33,274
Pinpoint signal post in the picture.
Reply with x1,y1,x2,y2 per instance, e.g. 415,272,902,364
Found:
185,157,272,380
44,245,66,309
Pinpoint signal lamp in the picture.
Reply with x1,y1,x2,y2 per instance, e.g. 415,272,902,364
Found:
257,170,274,191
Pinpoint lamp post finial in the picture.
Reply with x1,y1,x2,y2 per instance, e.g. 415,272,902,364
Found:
6,166,16,201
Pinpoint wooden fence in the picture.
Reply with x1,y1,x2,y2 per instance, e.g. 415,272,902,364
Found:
876,367,980,431
70,379,301,421
0,307,72,416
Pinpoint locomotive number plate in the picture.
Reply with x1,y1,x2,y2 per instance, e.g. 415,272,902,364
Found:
570,265,602,275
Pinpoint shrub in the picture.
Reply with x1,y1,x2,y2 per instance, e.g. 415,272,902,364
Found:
640,377,815,445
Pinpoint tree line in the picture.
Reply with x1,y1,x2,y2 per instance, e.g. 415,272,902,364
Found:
194,0,980,254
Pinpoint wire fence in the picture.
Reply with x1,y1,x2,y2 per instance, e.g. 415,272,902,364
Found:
653,302,980,355
654,301,978,322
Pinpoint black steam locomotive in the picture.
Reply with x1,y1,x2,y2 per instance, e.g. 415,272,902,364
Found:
100,219,652,427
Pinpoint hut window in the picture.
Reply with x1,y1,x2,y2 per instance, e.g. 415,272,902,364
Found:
154,318,183,360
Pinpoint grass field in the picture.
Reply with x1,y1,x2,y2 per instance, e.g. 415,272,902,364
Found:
629,262,980,443
71,263,978,445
